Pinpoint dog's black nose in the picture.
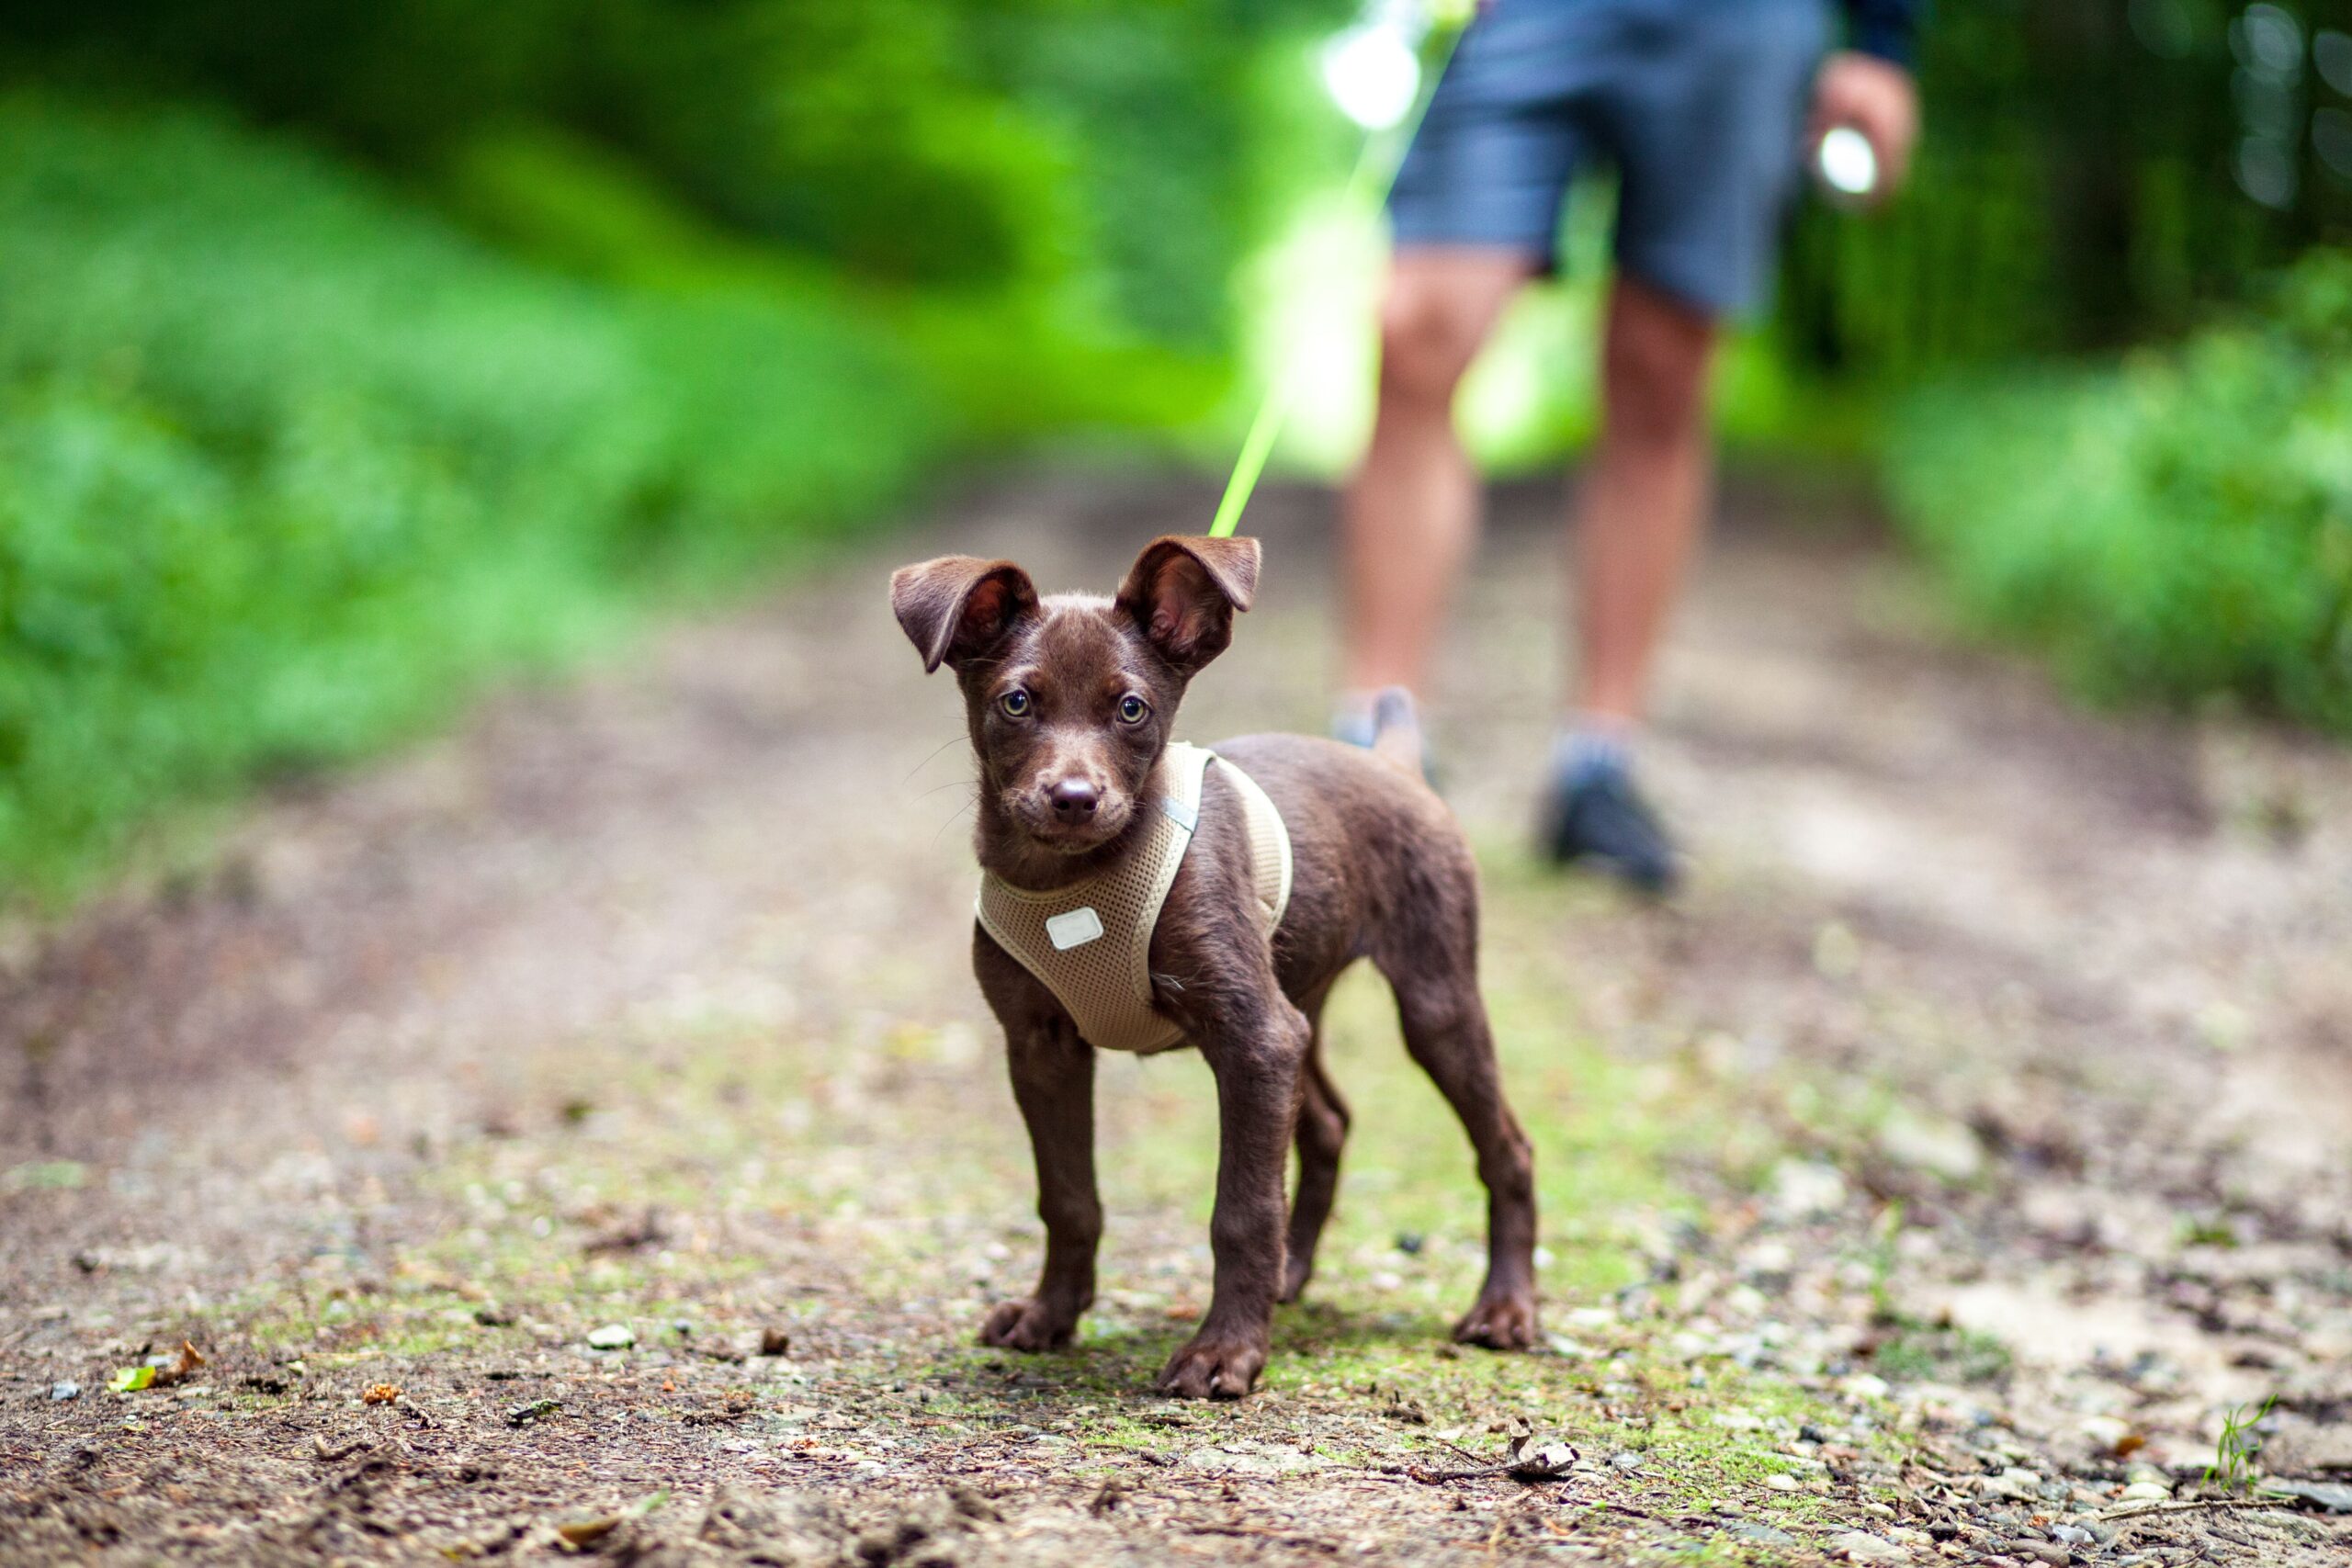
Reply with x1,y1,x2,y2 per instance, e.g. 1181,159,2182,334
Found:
1049,779,1100,820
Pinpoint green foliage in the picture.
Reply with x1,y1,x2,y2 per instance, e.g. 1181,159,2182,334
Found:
1887,251,2352,730
0,96,944,897
0,0,1332,900
435,124,1230,446
2,0,1346,349
968,2,1315,347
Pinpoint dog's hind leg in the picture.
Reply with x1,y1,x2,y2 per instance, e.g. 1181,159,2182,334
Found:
1374,941,1539,1350
1281,987,1349,1303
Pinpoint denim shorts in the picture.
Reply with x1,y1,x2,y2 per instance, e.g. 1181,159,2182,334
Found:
1388,0,1832,316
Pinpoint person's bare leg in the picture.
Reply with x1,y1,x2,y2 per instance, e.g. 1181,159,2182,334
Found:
1571,274,1719,723
1341,249,1534,706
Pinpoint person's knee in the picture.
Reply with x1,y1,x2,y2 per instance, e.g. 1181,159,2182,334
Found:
1377,280,1487,407
1601,283,1716,446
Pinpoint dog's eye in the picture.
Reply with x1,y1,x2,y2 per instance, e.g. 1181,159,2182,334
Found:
1117,694,1149,725
1000,689,1031,718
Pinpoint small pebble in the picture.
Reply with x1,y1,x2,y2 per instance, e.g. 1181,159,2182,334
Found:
1763,1472,1801,1492
1979,1468,2042,1502
50,1382,80,1402
586,1324,635,1350
2117,1481,2170,1503
1608,1450,1644,1472
1827,1530,1906,1563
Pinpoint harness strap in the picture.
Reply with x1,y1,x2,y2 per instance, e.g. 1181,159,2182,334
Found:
975,743,1291,1054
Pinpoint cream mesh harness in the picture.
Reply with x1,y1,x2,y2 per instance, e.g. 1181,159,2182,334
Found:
975,742,1293,1055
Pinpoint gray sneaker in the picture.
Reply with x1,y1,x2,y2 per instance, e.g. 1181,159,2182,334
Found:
1542,757,1679,894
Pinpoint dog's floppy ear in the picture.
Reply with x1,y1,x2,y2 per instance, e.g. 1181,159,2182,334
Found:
1114,535,1261,674
889,556,1040,673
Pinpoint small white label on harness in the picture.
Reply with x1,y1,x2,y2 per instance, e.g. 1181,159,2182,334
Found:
1045,907,1105,951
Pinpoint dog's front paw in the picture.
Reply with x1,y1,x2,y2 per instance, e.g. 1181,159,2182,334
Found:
1154,1329,1267,1399
978,1296,1078,1351
1453,1289,1539,1351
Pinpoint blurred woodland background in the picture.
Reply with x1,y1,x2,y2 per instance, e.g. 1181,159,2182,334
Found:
1,0,2349,901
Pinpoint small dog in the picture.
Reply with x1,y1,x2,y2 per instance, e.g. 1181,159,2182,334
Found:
890,535,1536,1398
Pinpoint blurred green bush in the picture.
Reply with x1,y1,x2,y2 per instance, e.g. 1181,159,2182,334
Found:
0,96,944,897
432,123,1228,448
0,0,1341,351
1887,250,2352,730
0,0,1346,902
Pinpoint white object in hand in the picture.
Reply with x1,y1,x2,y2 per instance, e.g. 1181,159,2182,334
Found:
1815,124,1880,206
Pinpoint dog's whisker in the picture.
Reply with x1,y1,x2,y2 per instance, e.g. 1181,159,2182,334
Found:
902,731,971,785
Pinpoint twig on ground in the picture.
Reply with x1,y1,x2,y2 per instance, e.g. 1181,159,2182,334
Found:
1183,1520,1340,1551
1407,1461,1516,1483
1407,1436,1579,1485
2098,1496,2291,1522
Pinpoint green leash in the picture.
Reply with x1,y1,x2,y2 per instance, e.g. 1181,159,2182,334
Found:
1207,4,1474,539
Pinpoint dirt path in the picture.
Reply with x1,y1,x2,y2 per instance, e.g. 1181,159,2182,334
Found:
4,472,2349,1566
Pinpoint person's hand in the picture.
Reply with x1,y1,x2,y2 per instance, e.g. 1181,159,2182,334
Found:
1809,51,1919,201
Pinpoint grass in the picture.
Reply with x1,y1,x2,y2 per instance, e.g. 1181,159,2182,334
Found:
2207,1393,2277,1494
1871,1323,2012,1387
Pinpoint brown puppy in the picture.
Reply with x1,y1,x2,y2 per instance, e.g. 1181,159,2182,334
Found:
890,535,1537,1398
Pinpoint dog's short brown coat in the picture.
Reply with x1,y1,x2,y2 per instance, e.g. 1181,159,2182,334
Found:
891,535,1537,1398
